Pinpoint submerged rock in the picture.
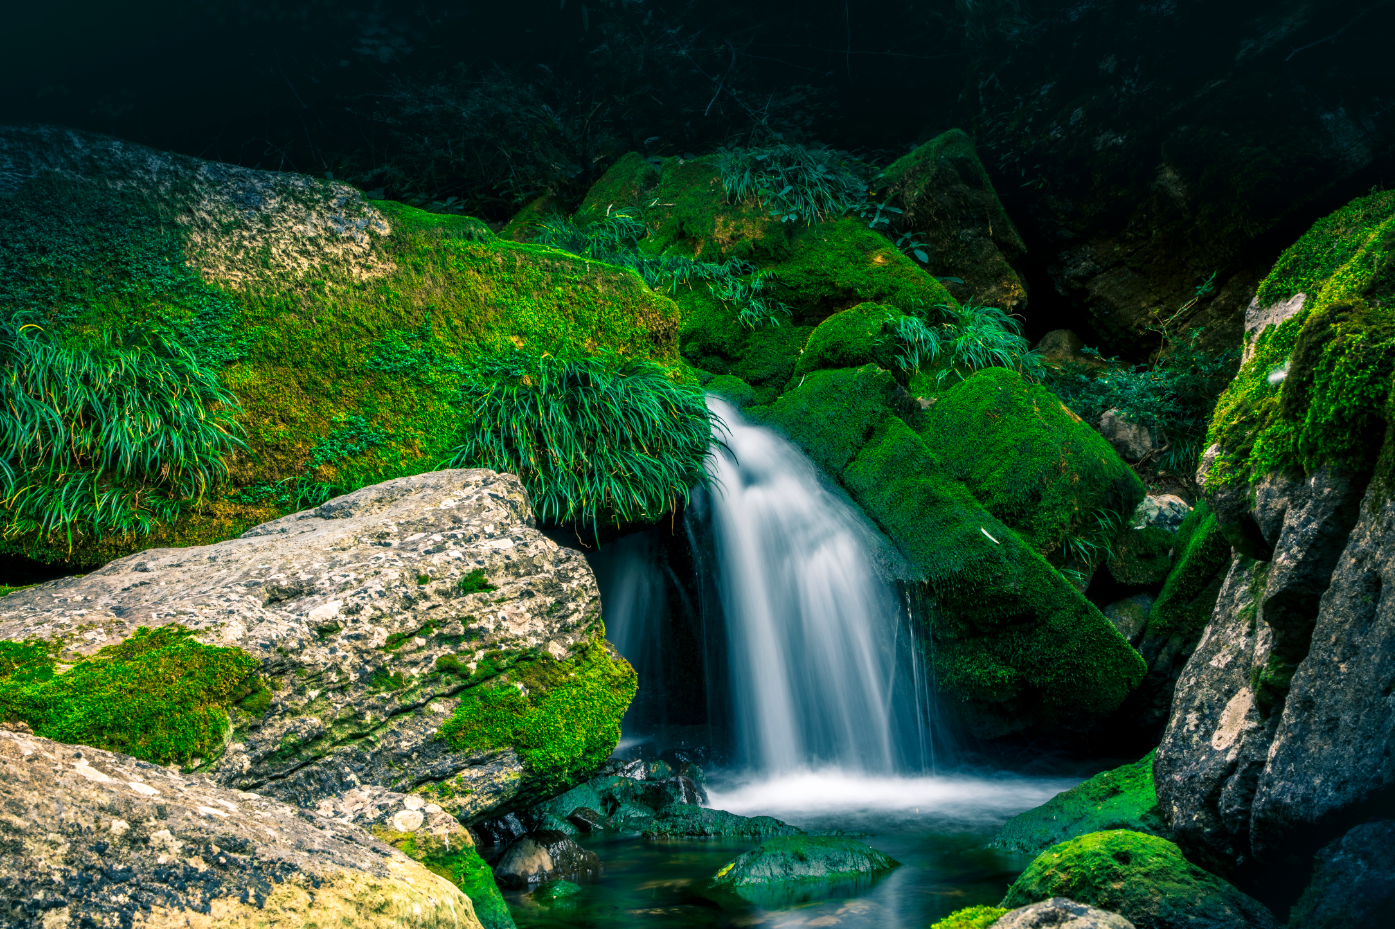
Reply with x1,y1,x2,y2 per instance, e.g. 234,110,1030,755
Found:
0,469,633,826
992,753,1168,857
1001,831,1275,929
492,830,600,889
710,835,899,899
995,898,1135,929
0,730,482,928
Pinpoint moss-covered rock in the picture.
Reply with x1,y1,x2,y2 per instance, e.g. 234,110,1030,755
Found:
642,803,803,839
1147,502,1231,637
756,367,1147,736
1107,527,1176,587
678,287,812,404
1001,831,1276,929
1202,190,1395,523
709,835,899,906
992,753,1168,857
792,302,906,379
929,906,1010,929
881,129,1028,311
704,374,757,408
917,367,1145,560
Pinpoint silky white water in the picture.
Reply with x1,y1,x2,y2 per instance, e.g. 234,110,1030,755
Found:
703,397,934,774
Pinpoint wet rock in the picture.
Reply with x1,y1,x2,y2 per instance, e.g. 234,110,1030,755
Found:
995,898,1135,929
642,804,803,840
0,730,481,928
0,469,611,825
1102,594,1153,646
1133,495,1192,533
709,835,899,905
566,807,605,832
1288,819,1395,929
1001,831,1275,929
1098,411,1155,462
492,831,600,889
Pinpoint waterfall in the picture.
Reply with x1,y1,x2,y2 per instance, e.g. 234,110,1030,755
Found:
701,397,934,774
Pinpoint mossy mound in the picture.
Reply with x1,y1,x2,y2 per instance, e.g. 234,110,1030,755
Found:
1107,527,1176,587
917,367,1145,559
704,374,757,408
0,625,266,767
1001,831,1276,929
1203,190,1395,504
1147,501,1230,636
881,129,1028,311
0,133,692,565
792,302,906,379
710,835,898,903
678,287,812,404
930,906,1010,929
992,752,1168,857
756,367,1147,736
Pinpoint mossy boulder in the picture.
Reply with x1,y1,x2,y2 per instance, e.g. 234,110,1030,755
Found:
917,366,1145,560
703,374,757,408
1001,831,1276,929
755,367,1147,737
992,753,1168,857
1107,527,1176,587
677,287,813,404
1146,502,1230,637
708,835,899,906
792,302,906,380
0,126,688,565
642,803,803,840
881,129,1028,311
1201,189,1395,556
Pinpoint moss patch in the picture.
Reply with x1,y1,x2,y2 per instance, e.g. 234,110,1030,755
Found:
992,752,1168,857
1147,501,1231,636
439,637,637,792
711,835,899,889
1107,527,1176,587
375,832,514,929
929,906,1010,929
677,287,811,404
1001,831,1275,929
792,302,906,379
0,625,266,767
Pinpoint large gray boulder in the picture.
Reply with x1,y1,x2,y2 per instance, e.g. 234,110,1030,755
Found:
995,898,1135,929
0,729,482,928
0,469,617,823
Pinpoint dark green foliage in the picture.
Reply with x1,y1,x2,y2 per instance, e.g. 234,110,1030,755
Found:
0,320,244,547
448,349,715,534
992,751,1168,856
457,569,497,595
918,367,1145,561
234,414,393,510
715,145,873,225
1001,831,1276,929
1045,332,1239,474
0,625,264,766
905,302,1044,388
439,641,637,792
1149,501,1231,635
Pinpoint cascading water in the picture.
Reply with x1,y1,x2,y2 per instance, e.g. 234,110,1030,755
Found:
700,397,936,775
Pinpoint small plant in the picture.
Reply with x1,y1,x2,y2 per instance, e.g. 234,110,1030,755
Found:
715,144,872,223
457,569,497,594
416,574,431,585
447,349,718,536
882,301,1042,385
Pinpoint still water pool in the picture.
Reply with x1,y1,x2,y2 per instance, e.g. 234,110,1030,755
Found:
505,770,1078,929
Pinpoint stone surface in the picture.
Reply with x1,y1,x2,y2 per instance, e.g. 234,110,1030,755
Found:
1134,496,1192,533
709,835,899,906
0,469,606,823
995,898,1135,929
642,804,804,840
1288,819,1395,929
0,729,481,929
492,831,600,888
1098,411,1156,462
1102,595,1153,646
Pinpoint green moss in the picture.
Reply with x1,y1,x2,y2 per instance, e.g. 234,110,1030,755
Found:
929,905,1010,929
677,286,811,404
439,637,636,792
0,624,266,766
711,835,899,889
457,569,497,595
918,367,1144,560
573,152,661,228
1205,191,1395,495
1001,831,1275,929
1107,527,1175,587
642,156,790,263
753,365,912,477
1148,501,1231,636
375,832,515,929
792,302,905,379
704,374,757,408
992,752,1168,857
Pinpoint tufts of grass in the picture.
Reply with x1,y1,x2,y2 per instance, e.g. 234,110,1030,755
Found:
448,349,718,536
883,301,1043,385
0,319,244,548
715,144,872,224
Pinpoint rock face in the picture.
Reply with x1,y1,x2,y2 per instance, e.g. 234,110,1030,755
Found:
0,729,482,929
0,469,630,824
995,898,1135,929
491,831,600,889
1097,411,1156,463
1288,819,1395,929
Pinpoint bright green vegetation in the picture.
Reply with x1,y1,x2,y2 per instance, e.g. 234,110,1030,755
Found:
1148,501,1230,635
715,145,873,225
456,569,497,595
447,349,714,535
373,829,515,929
1204,190,1395,495
679,288,813,404
1045,331,1238,474
703,374,757,408
992,752,1168,857
929,906,1010,929
1107,527,1175,587
755,367,1146,735
793,302,906,378
438,637,637,792
711,835,899,888
0,625,267,766
1001,831,1275,929
918,366,1144,563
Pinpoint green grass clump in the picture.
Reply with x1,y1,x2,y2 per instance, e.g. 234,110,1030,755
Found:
918,367,1144,563
1147,501,1230,636
928,906,1010,929
448,349,715,535
439,638,637,792
992,751,1168,856
1001,831,1275,929
715,144,873,225
0,624,266,766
